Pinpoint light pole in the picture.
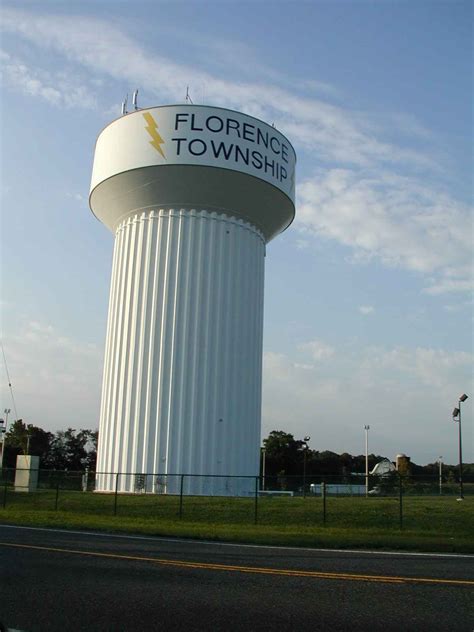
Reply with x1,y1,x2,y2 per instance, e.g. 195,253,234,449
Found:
452,393,468,500
364,425,370,497
4,409,10,433
302,436,310,498
0,419,4,469
438,456,442,495
0,409,10,469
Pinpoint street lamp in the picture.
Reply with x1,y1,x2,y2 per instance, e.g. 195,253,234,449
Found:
0,409,10,469
364,425,370,497
303,436,310,498
0,419,4,469
438,456,443,495
261,447,266,491
452,393,468,500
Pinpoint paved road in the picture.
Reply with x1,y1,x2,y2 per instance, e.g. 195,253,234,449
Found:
0,525,473,631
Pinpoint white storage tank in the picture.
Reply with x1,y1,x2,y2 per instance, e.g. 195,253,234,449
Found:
90,105,296,494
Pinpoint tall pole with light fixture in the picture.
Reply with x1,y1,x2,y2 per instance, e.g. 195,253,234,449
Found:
364,425,370,497
303,436,310,498
4,409,10,432
438,456,442,495
0,419,4,469
0,408,11,469
452,394,468,500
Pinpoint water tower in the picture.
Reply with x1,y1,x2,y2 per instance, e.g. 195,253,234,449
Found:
90,105,296,494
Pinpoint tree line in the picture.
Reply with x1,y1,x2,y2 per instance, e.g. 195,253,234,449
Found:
2,420,97,471
262,430,474,483
2,423,472,482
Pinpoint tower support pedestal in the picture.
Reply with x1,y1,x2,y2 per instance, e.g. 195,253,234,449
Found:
96,208,265,494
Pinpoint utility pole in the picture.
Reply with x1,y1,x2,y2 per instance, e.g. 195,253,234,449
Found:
303,436,310,498
0,409,11,469
452,394,468,500
438,456,442,495
364,425,370,497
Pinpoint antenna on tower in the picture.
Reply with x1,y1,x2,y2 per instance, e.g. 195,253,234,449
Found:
185,86,194,104
1,341,19,423
132,89,139,110
121,94,128,116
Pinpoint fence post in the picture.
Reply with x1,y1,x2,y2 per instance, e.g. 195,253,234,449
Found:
322,481,326,525
254,476,259,525
399,473,403,530
82,468,89,492
54,479,60,511
179,474,185,519
114,473,119,516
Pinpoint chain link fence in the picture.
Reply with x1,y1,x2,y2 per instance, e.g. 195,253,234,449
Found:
1,467,472,528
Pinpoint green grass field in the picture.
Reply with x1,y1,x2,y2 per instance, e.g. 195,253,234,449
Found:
1,489,473,553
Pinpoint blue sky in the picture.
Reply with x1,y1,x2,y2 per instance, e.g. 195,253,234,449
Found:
1,1,472,465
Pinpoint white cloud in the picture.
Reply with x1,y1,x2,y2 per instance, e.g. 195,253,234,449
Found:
295,239,309,250
0,320,103,431
387,112,434,141
262,344,473,463
443,304,460,313
423,277,473,296
0,49,97,109
297,78,341,98
359,305,374,315
66,192,85,202
177,34,286,85
359,346,473,390
298,339,335,361
297,169,472,293
442,300,472,313
0,8,434,170
1,6,471,295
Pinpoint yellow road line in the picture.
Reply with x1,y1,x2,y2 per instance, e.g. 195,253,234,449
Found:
1,542,473,587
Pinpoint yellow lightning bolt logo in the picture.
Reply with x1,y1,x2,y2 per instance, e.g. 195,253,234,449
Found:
142,112,166,159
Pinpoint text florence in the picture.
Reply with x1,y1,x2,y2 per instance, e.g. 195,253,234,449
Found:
171,137,289,183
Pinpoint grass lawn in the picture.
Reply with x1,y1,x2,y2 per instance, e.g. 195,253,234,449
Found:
1,489,473,553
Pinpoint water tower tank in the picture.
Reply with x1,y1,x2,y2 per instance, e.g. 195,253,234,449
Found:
90,105,296,494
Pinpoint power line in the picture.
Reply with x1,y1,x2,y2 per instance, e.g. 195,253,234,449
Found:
1,341,19,421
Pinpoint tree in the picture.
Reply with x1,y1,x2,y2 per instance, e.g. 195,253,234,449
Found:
45,428,95,471
4,419,53,468
263,430,305,476
261,430,403,486
5,419,29,457
83,430,98,470
3,422,98,471
312,450,341,476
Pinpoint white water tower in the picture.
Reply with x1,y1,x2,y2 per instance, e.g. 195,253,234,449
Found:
90,105,296,494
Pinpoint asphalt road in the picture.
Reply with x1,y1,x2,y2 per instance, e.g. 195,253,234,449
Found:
0,525,473,632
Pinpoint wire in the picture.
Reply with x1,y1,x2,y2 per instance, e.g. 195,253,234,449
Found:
1,341,19,421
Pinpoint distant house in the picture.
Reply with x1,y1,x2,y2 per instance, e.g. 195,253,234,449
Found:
370,458,396,477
